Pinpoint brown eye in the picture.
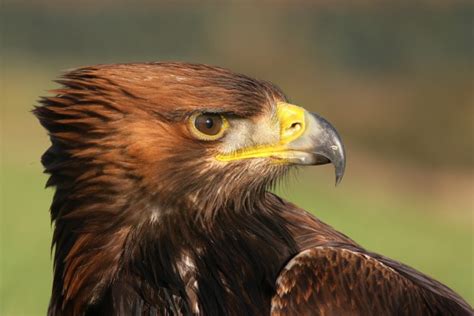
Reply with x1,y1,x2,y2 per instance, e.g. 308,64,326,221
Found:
189,113,228,140
195,113,223,135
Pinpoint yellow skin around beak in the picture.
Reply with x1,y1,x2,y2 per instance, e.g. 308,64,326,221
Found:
215,101,346,184
215,102,307,163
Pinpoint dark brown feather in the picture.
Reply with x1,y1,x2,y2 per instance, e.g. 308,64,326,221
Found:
271,244,472,316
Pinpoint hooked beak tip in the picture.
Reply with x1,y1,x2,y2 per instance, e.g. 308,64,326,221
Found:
335,166,344,186
313,152,345,186
309,113,346,186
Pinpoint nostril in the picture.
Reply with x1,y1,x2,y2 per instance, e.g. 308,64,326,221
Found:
282,120,304,140
289,122,302,131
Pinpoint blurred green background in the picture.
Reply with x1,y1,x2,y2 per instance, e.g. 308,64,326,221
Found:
1,1,473,315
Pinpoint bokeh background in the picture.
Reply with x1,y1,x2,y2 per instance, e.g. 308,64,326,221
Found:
1,0,473,314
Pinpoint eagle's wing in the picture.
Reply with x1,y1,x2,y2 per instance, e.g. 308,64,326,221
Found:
271,243,472,316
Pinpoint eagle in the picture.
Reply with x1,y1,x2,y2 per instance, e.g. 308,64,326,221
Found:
34,62,471,316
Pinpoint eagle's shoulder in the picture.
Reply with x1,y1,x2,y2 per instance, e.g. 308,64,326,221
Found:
271,244,472,316
267,192,357,248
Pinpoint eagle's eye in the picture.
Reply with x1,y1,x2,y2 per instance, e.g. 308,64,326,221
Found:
189,113,228,141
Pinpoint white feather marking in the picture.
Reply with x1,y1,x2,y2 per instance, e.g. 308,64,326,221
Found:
149,206,161,223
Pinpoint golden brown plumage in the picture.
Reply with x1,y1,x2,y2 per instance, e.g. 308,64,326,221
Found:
34,62,471,315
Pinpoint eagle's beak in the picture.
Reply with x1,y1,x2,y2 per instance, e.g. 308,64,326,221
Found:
216,102,346,184
279,103,346,185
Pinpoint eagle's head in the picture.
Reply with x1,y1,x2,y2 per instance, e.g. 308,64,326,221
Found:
37,62,344,215
34,62,345,311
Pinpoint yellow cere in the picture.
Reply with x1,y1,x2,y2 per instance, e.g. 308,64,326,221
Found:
216,102,307,162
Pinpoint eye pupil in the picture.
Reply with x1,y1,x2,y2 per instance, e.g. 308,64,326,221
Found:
205,118,214,129
194,113,224,137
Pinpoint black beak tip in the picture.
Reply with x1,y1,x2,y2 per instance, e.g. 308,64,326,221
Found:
335,166,344,186
334,148,346,186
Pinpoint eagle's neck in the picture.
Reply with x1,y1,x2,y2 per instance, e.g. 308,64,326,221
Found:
122,193,299,315
50,187,298,315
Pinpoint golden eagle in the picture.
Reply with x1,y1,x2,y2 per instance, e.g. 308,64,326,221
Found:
34,62,471,315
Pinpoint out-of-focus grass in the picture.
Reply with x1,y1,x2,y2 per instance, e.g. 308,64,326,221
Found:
1,163,472,315
1,164,53,316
